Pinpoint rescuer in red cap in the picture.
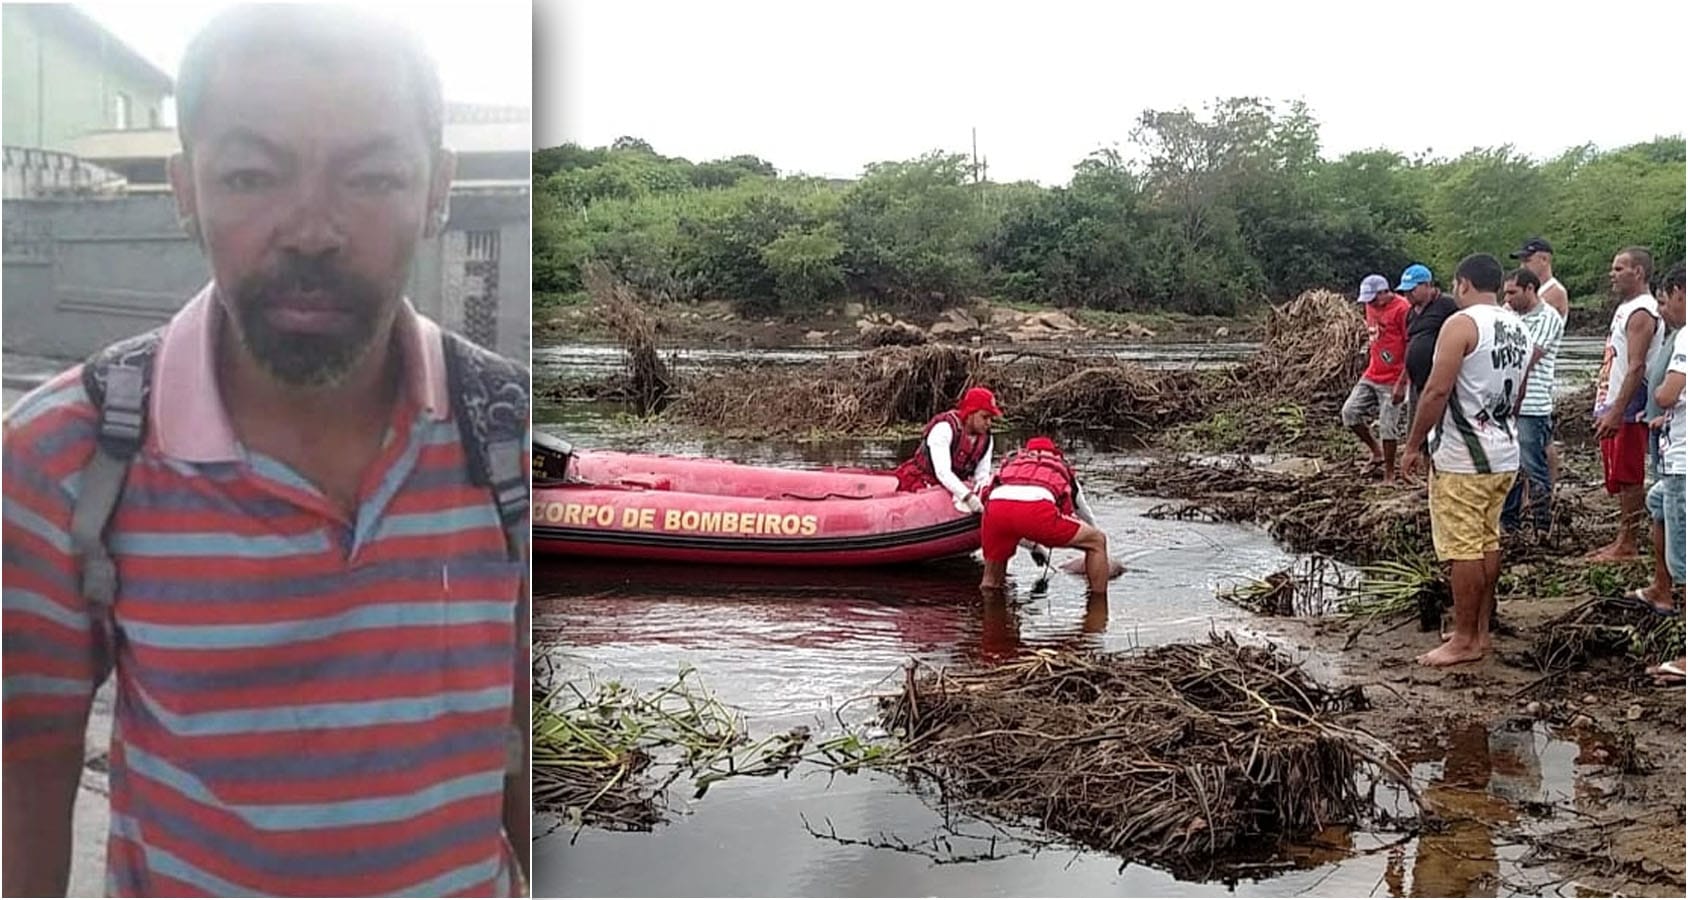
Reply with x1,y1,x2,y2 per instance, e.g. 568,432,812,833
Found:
894,386,1002,512
979,436,1110,594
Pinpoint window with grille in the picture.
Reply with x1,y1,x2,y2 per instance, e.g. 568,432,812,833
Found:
462,230,501,349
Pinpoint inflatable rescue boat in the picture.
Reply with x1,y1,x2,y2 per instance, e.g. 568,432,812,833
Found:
533,434,981,566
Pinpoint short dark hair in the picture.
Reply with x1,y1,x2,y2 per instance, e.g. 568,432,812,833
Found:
1456,253,1505,293
1662,261,1686,296
1506,267,1541,292
176,5,443,157
1618,246,1655,282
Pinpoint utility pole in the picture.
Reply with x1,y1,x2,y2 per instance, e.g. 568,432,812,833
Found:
971,127,980,185
972,127,987,210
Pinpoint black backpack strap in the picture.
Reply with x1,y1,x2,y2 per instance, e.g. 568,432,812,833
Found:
441,332,530,779
72,328,163,663
441,332,530,562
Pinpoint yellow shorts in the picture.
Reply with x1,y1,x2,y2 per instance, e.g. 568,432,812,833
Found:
1428,469,1516,561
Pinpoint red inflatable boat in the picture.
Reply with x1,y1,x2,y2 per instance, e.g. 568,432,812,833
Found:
532,436,981,567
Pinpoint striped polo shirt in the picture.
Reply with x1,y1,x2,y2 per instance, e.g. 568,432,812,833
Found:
2,285,526,896
1516,300,1564,417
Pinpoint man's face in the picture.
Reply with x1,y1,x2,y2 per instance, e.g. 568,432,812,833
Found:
1662,287,1686,330
170,46,450,387
1409,283,1434,306
1610,253,1646,299
1519,252,1550,279
1503,279,1537,312
964,410,995,435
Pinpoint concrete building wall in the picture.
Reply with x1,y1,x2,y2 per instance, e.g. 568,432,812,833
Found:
2,6,170,152
1,188,530,363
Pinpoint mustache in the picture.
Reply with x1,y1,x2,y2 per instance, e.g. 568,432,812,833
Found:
243,255,372,307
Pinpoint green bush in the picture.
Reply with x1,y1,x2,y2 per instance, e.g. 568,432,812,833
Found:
533,108,1685,318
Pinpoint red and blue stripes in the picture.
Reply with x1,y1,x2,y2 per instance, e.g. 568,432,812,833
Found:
3,367,523,896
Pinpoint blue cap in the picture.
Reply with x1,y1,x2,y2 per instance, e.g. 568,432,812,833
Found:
1358,274,1390,303
1397,264,1433,291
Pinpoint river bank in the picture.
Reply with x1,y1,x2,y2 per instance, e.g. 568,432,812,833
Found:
536,296,1262,349
1108,453,1684,896
538,289,1681,895
535,291,1617,353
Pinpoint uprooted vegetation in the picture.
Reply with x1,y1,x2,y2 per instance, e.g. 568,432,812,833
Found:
583,264,675,415
1522,598,1687,677
532,659,812,837
878,635,1424,876
534,635,1432,876
549,283,1371,443
1121,455,1613,566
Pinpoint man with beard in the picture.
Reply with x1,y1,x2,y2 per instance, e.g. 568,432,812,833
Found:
1587,247,1663,561
1401,254,1530,667
1394,263,1460,435
1511,237,1569,486
2,7,529,897
1500,267,1564,534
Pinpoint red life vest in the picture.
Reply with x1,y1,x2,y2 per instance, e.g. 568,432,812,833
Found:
894,410,991,491
992,449,1078,513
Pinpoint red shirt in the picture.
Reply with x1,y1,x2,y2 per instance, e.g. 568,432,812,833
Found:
1363,294,1410,385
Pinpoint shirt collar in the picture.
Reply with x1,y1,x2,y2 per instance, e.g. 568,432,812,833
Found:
151,282,451,462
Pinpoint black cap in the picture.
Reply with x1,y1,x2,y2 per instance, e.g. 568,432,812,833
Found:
1509,237,1553,258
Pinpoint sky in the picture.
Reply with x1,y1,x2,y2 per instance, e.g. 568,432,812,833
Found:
537,0,1688,186
77,0,532,118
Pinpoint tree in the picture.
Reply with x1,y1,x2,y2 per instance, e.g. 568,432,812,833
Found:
534,115,1686,320
610,135,656,154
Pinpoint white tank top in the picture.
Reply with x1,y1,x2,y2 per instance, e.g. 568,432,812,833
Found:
1595,294,1663,421
1430,303,1530,474
1540,276,1563,297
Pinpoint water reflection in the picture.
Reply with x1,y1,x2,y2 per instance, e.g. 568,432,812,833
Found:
533,421,1605,897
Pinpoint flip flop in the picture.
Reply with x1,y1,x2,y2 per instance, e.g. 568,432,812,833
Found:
1646,660,1686,685
1605,590,1679,616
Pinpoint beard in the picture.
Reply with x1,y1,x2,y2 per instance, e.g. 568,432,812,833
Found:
229,256,387,387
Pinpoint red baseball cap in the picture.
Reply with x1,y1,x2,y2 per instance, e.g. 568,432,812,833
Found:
957,386,1003,418
1025,436,1059,453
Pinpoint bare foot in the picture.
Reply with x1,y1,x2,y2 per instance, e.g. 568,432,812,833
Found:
1584,543,1640,562
1438,631,1493,653
1417,638,1488,667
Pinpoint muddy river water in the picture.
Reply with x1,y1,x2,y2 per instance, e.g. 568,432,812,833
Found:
534,340,1615,897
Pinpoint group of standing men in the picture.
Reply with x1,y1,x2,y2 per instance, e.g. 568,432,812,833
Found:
897,238,1685,679
1343,241,1685,677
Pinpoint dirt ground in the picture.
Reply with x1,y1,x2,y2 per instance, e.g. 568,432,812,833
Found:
1118,454,1687,896
1280,598,1685,896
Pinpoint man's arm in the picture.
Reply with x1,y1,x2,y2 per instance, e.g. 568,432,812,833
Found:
1542,282,1569,318
3,753,86,897
503,581,530,886
1515,344,1547,416
1659,330,1687,412
1403,315,1478,458
1656,371,1686,413
1071,482,1099,527
971,437,994,493
2,432,103,897
924,421,971,500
